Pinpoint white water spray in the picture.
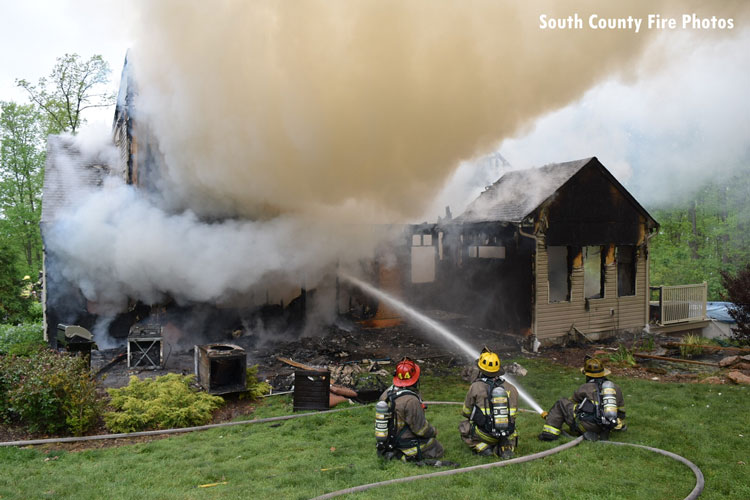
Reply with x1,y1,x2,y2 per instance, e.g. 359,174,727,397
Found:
342,274,544,414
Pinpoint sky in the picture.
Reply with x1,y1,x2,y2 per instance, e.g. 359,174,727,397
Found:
1,0,749,216
0,0,133,128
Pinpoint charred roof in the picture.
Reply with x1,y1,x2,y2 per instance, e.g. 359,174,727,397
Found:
457,157,657,229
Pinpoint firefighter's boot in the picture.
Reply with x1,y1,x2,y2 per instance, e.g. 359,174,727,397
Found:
538,431,559,441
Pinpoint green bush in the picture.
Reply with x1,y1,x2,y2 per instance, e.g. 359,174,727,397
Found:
679,333,712,359
104,374,224,433
26,301,43,322
607,344,637,367
0,322,45,355
0,348,101,435
240,365,271,400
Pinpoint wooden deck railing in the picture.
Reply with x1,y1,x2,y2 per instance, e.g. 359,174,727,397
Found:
649,282,707,326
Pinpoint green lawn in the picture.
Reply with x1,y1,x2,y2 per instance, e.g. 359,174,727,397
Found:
0,358,747,499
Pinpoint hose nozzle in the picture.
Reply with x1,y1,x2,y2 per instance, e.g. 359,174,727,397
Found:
540,411,548,420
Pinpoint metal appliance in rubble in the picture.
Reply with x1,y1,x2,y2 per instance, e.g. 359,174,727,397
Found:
194,344,247,395
127,325,163,369
57,324,96,367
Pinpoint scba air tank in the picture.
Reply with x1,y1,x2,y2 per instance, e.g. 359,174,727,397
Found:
375,400,390,442
601,381,618,421
491,385,510,433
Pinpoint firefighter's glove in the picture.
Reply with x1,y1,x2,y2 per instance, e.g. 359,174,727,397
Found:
614,418,626,431
540,411,548,420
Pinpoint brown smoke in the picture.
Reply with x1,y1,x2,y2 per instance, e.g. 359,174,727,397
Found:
129,0,748,223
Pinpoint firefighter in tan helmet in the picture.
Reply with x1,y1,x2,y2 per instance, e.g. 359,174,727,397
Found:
539,356,626,442
458,347,519,458
376,357,444,461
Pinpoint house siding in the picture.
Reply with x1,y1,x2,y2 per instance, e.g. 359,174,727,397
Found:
534,234,647,342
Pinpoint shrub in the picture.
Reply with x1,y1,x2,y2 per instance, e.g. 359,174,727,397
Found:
721,264,750,346
104,374,224,433
239,365,271,400
0,322,45,356
679,333,711,359
635,333,656,352
26,301,43,322
607,344,636,367
0,348,101,435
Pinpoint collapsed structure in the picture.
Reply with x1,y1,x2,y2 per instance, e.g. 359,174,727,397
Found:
41,56,658,352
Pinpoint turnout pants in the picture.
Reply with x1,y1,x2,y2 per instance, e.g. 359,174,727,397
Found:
397,437,444,461
459,420,517,455
543,398,601,438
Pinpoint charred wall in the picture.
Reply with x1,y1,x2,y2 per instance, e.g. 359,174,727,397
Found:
544,162,642,246
404,222,533,334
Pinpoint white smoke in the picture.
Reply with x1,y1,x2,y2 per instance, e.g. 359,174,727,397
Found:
44,0,750,323
499,30,750,207
48,165,379,315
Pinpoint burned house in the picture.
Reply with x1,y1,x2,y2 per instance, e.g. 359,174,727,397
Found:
404,157,658,345
40,55,317,349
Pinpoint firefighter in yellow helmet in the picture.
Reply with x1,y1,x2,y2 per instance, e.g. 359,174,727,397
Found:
539,356,626,442
377,358,444,461
459,348,519,458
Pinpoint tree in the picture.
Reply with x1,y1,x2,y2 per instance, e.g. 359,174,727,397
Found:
16,53,114,135
0,102,44,274
720,264,750,346
649,165,750,300
0,242,31,323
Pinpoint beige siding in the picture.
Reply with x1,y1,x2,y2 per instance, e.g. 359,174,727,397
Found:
535,235,648,342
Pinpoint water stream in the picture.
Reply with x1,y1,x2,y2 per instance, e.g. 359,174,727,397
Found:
342,274,544,414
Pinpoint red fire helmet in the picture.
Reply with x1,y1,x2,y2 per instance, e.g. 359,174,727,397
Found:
393,358,420,387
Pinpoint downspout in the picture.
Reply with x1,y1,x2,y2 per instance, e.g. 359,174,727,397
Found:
518,218,539,351
644,227,657,331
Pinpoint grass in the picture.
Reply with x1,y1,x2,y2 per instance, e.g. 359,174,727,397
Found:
0,358,747,499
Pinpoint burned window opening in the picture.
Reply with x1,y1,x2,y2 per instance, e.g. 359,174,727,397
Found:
547,245,570,302
584,245,604,299
466,231,505,259
412,234,433,246
617,245,636,296
411,232,435,284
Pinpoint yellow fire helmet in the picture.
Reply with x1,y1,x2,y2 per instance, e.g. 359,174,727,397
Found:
477,347,503,376
582,357,611,378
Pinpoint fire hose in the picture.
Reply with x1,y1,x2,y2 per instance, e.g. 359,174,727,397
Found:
312,403,705,500
312,435,585,500
0,402,704,500
599,440,705,500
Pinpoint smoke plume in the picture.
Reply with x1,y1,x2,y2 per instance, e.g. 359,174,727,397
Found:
48,1,750,319
130,0,748,221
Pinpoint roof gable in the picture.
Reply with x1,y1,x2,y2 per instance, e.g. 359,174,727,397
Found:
457,157,657,228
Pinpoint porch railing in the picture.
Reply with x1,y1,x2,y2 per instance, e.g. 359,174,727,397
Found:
649,282,707,326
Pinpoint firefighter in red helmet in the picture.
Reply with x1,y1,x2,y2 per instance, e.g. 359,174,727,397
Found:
459,347,519,458
377,357,444,461
539,356,626,442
